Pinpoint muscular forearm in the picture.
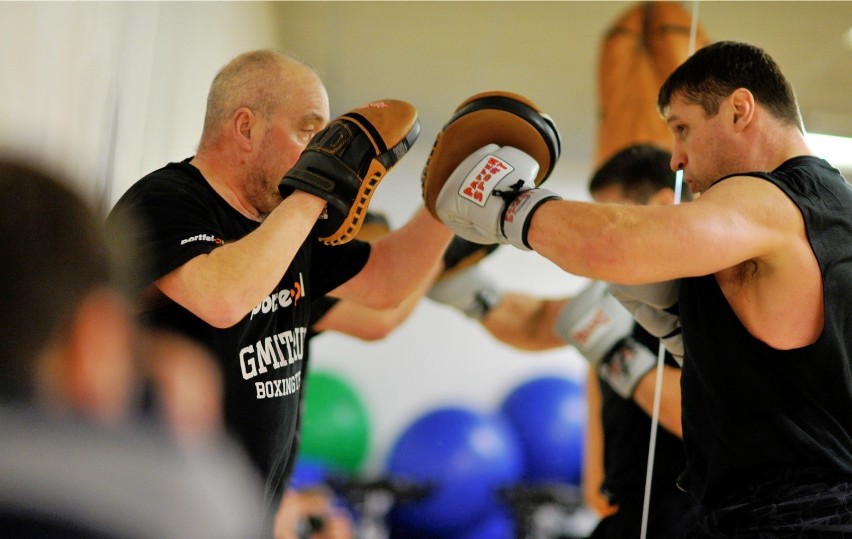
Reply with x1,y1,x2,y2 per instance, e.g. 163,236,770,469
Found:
527,200,691,285
335,208,452,309
315,260,441,340
481,294,568,351
156,192,325,327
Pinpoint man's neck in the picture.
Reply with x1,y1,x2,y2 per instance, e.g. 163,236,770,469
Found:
189,155,262,221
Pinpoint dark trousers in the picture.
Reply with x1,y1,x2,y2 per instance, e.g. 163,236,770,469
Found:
687,469,852,538
589,490,699,539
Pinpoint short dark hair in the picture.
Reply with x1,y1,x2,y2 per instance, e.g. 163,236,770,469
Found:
0,158,133,400
589,144,688,203
657,41,803,131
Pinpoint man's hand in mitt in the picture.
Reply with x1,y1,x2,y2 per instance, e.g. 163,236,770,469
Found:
279,99,419,245
422,91,562,250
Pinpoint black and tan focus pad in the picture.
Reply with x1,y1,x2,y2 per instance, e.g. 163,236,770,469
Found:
280,99,420,246
422,91,561,219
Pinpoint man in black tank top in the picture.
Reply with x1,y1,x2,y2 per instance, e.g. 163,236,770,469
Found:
432,41,852,536
426,145,698,537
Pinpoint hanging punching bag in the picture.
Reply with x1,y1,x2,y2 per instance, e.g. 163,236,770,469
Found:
594,1,710,168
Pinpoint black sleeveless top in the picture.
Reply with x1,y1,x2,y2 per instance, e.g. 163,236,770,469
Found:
678,156,852,505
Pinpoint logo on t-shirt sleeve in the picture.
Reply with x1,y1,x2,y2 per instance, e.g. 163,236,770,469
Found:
180,233,224,246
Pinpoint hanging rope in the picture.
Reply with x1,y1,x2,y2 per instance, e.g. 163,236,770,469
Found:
639,3,699,538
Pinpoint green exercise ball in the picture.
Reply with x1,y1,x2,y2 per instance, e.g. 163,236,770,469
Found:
300,370,371,475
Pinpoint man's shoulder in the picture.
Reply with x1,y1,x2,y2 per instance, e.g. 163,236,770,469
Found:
110,160,214,217
131,160,205,196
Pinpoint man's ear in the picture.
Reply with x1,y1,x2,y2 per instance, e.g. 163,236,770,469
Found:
65,289,137,424
649,187,676,206
232,107,258,151
730,88,755,131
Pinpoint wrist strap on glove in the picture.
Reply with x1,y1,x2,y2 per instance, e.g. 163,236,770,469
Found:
598,337,657,399
500,187,561,250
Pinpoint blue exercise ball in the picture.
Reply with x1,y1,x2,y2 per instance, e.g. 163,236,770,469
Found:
288,457,329,491
453,509,515,539
499,375,586,485
386,406,523,535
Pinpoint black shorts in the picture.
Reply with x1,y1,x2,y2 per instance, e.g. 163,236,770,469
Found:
688,468,852,538
590,490,699,539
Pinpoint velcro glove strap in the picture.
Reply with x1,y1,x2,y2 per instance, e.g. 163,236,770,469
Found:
501,187,561,250
598,337,657,399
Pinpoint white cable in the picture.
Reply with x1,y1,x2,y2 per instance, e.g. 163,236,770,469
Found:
639,162,688,539
639,1,698,534
688,0,700,57
639,342,668,539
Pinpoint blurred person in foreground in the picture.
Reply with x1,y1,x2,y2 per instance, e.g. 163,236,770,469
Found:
0,156,263,539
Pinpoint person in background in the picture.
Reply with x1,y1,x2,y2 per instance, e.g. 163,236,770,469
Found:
0,156,264,539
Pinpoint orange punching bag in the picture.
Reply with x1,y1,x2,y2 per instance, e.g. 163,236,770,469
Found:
594,1,710,168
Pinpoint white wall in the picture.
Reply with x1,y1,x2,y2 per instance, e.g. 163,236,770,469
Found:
0,2,281,211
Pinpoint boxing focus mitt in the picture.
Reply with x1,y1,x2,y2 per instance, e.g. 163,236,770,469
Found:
422,91,562,249
280,99,419,246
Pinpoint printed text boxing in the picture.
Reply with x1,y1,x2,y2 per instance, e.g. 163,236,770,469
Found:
239,327,307,380
255,372,301,400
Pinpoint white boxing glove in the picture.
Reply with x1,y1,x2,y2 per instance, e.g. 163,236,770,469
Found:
553,281,635,364
597,338,659,399
554,281,656,398
435,144,561,250
427,265,503,320
608,280,684,366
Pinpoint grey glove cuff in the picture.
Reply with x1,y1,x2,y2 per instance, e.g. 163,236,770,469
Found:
598,337,657,399
500,188,562,250
427,265,503,320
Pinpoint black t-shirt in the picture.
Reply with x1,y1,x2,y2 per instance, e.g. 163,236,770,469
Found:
107,160,370,508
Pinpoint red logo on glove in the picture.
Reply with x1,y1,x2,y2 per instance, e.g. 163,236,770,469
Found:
504,190,533,224
359,101,389,109
571,308,611,347
460,155,513,207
